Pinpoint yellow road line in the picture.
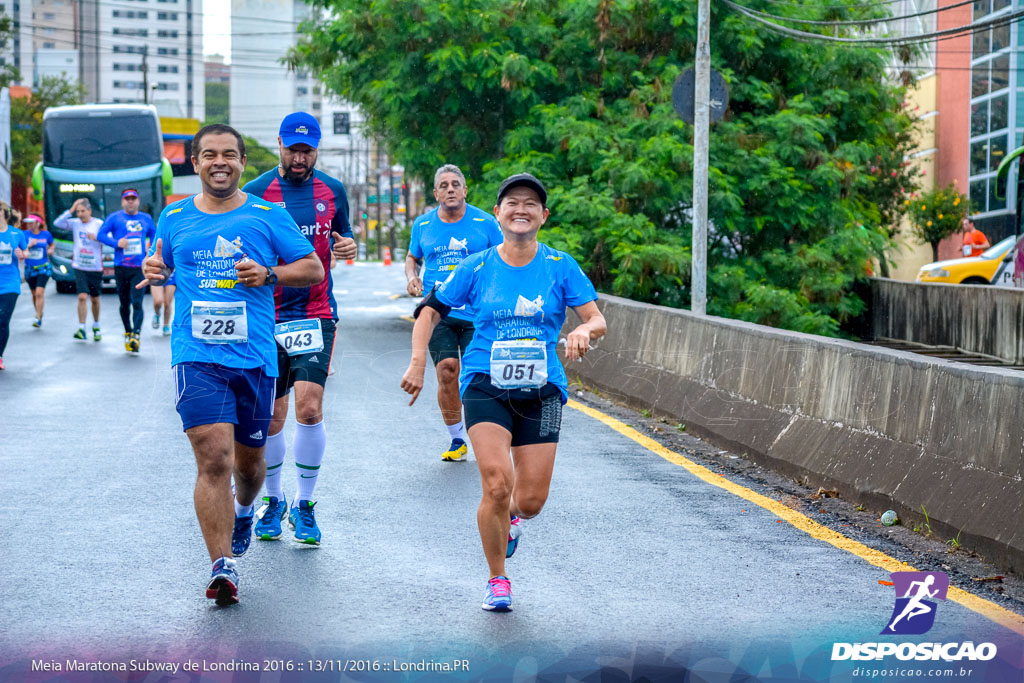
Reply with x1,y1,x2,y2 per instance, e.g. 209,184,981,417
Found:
400,315,415,323
389,293,401,300
567,399,1024,637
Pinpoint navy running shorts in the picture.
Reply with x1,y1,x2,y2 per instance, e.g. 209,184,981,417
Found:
275,318,336,399
462,373,563,446
428,316,475,365
173,362,275,447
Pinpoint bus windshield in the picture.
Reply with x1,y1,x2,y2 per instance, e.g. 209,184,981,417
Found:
44,113,162,170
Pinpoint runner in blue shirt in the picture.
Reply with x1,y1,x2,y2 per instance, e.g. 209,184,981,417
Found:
98,188,157,353
140,124,324,607
401,173,606,612
0,202,27,370
21,214,54,328
404,164,503,462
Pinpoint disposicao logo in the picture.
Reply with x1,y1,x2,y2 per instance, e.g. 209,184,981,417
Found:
883,571,948,635
831,571,997,663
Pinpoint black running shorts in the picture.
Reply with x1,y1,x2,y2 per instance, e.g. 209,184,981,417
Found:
428,316,475,365
462,373,563,446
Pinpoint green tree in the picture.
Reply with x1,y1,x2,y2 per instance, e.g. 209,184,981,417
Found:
239,134,279,185
0,13,20,88
292,0,918,336
205,82,229,124
907,184,972,262
11,75,84,181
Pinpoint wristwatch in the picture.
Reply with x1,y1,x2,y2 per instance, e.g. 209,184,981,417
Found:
264,265,278,286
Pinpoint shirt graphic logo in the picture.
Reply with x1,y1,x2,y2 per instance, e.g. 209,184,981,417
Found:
514,294,545,323
448,236,468,251
882,571,948,635
214,236,244,258
316,201,327,213
126,220,142,232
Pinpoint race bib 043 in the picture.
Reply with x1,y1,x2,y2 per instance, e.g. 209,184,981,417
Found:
191,301,247,344
274,319,324,356
490,339,547,390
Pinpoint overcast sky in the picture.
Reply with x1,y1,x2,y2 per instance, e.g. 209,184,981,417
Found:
203,0,232,61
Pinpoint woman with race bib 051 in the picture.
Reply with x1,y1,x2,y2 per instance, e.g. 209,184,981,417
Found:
401,173,606,612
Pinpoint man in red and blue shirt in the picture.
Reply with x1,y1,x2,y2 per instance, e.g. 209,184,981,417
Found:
243,112,357,546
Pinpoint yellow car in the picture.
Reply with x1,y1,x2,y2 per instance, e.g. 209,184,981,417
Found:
915,235,1017,285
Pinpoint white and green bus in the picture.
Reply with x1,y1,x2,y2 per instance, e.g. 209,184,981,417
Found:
32,104,172,292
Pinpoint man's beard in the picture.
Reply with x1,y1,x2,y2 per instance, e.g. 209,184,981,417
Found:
282,163,314,182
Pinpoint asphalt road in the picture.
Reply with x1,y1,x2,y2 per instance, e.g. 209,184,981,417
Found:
0,263,1021,681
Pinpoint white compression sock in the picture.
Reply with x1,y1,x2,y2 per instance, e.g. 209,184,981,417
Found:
264,430,287,500
445,421,466,442
294,420,326,503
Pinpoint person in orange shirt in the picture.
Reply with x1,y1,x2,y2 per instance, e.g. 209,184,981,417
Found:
962,217,990,257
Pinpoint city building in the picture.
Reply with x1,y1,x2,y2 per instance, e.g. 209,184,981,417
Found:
0,0,204,117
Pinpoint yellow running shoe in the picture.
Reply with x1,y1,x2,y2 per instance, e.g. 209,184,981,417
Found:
441,438,468,462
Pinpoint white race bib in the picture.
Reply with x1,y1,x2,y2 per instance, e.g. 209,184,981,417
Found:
28,246,44,261
123,238,143,256
0,244,11,265
78,247,98,267
490,340,547,389
191,301,247,344
274,319,324,356
963,244,972,257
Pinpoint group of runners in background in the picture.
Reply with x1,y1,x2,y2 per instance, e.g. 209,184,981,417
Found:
2,110,607,613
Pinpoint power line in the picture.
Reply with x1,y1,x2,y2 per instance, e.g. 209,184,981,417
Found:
728,0,972,27
722,0,1024,44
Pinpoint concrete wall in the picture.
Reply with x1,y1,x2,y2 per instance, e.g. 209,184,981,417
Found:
566,295,1024,572
872,278,1024,364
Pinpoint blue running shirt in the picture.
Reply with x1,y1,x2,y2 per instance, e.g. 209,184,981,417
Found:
153,194,314,375
435,243,598,402
98,210,157,268
0,227,27,295
23,230,53,268
408,204,502,321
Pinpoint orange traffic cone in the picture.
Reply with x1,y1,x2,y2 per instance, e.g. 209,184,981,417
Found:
383,247,392,266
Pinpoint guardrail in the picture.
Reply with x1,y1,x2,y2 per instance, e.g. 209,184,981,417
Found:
565,295,1024,572
871,278,1024,365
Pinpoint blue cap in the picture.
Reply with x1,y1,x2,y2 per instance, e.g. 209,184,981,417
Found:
279,112,321,149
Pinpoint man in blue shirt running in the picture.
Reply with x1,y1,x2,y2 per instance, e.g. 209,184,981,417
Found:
140,124,324,607
404,164,502,462
98,188,157,353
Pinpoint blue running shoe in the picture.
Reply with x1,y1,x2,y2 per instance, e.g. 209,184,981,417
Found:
232,512,254,556
506,515,522,558
206,557,239,606
254,495,287,541
482,576,512,611
441,438,467,462
288,500,321,545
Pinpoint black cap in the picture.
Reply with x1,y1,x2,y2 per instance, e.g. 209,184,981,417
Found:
497,173,547,207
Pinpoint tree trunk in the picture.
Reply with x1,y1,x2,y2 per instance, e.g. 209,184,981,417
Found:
931,241,940,262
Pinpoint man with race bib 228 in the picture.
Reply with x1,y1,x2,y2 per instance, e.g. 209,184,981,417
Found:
141,123,324,606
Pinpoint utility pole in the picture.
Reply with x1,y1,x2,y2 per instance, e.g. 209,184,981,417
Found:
374,141,383,260
142,49,149,104
691,0,710,315
387,155,396,253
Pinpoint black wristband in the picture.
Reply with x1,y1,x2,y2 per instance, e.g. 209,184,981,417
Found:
413,287,452,319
